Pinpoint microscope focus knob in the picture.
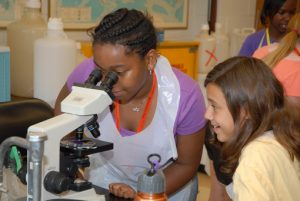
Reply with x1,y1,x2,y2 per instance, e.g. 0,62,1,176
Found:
44,171,71,194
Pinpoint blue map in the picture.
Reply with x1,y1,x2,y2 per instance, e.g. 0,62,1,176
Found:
0,0,16,21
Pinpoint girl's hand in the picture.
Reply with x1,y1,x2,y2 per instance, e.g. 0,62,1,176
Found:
109,183,136,199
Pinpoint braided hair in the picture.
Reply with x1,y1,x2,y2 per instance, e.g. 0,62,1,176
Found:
89,8,157,58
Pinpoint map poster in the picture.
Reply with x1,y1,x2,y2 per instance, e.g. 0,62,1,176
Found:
0,0,47,27
0,0,24,27
50,0,188,30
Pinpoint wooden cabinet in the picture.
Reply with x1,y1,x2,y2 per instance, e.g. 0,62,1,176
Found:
157,41,199,80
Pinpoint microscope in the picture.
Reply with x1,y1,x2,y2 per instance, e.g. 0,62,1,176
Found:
26,69,118,200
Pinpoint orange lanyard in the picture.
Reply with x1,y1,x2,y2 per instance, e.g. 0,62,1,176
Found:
114,72,157,133
294,47,300,56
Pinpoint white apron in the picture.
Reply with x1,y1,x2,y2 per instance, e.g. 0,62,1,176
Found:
86,56,195,201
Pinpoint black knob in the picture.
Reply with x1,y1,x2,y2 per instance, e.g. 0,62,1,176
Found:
44,171,71,194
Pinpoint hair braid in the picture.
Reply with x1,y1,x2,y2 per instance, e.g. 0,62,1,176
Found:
89,8,157,58
94,8,128,34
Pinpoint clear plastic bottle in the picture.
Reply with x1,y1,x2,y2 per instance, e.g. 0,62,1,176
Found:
34,18,76,108
229,28,255,57
196,24,216,74
7,0,47,97
214,23,230,64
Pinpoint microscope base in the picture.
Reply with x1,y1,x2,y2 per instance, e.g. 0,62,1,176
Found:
48,188,105,201
15,188,105,201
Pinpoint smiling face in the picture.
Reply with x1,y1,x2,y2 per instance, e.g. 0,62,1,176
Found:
270,0,296,35
93,43,153,103
204,83,235,142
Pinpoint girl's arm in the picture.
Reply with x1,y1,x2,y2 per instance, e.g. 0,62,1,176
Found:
208,160,232,201
163,127,205,195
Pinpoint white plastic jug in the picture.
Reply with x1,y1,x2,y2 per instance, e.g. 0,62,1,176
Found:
214,23,230,64
196,24,216,74
229,28,255,57
197,73,208,107
34,18,77,107
7,0,47,97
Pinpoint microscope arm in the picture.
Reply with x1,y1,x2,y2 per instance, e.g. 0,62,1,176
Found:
27,113,92,200
27,85,113,200
28,114,92,170
0,70,117,201
28,85,113,173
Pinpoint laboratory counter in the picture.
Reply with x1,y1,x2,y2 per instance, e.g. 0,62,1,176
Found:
15,186,133,201
92,185,134,201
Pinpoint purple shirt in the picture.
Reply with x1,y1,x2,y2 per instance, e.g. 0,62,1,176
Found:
238,29,276,57
67,58,207,136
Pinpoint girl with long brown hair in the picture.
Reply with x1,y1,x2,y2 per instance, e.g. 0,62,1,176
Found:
205,56,300,200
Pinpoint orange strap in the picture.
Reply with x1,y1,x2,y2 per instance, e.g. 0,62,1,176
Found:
115,100,121,132
114,72,157,133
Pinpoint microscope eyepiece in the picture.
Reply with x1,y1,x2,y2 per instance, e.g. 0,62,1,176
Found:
84,69,103,85
100,71,118,89
99,71,119,100
71,71,118,140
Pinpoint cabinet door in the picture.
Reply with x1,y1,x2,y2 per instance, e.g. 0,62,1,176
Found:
157,45,198,80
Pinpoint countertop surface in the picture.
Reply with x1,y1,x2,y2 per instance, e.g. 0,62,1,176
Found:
15,186,133,201
94,186,133,201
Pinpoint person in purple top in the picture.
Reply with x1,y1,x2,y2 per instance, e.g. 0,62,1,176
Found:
54,8,206,201
238,0,296,57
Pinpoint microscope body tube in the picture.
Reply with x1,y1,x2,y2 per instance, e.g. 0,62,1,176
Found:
0,137,29,199
27,132,47,201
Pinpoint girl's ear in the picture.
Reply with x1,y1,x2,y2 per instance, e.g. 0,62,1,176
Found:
146,49,158,71
240,106,250,122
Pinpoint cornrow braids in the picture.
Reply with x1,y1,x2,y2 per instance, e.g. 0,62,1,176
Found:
90,8,157,58
95,8,128,34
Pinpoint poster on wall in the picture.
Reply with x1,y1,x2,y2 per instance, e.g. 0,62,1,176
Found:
0,0,47,27
50,0,189,30
0,0,24,27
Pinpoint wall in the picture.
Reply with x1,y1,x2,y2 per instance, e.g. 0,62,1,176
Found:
217,0,257,34
0,0,256,45
62,0,209,42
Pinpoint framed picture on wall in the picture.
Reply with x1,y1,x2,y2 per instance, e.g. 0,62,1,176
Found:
0,0,47,28
0,0,25,27
49,0,189,30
